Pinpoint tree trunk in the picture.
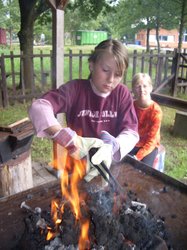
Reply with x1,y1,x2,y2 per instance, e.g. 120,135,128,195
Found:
17,1,35,89
155,25,160,53
146,27,150,52
18,23,35,89
178,0,186,52
17,0,50,89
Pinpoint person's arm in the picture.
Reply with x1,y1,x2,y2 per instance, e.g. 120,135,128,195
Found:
108,85,139,161
135,109,162,160
100,129,139,162
29,98,107,161
28,98,61,137
115,129,139,161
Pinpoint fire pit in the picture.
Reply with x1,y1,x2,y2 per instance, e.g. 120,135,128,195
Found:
16,189,170,250
0,156,187,250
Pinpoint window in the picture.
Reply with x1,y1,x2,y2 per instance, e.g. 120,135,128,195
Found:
183,34,187,42
159,35,174,42
159,35,168,41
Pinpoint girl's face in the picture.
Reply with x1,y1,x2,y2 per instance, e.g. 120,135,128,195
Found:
133,78,152,101
89,53,123,93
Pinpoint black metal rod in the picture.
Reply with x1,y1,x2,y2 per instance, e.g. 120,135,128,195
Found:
89,148,123,194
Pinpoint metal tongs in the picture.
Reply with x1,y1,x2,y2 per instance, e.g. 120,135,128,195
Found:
89,148,123,195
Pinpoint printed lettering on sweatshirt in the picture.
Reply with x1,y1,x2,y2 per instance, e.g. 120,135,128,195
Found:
77,109,117,119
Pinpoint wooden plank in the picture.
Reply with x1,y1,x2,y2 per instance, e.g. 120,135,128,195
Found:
178,77,187,81
177,83,187,87
0,118,31,133
180,53,187,62
0,54,9,107
69,49,73,80
140,50,145,72
79,50,83,79
179,64,187,68
149,50,153,77
10,51,17,95
151,92,187,111
153,74,175,93
132,50,137,76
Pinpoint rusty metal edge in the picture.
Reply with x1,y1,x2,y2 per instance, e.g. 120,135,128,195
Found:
123,155,187,194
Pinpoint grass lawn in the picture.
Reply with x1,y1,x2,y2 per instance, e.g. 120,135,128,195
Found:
1,102,187,183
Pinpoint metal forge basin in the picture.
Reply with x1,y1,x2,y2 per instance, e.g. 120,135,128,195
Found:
0,156,187,250
113,156,187,250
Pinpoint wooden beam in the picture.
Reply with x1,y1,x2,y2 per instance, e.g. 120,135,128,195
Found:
47,0,69,10
51,8,64,88
153,74,175,93
151,92,187,111
50,4,67,169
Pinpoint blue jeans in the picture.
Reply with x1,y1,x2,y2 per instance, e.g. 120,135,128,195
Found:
129,147,158,167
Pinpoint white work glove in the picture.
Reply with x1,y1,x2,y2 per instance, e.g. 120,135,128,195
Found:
84,144,113,184
100,130,120,155
85,131,120,185
53,128,104,160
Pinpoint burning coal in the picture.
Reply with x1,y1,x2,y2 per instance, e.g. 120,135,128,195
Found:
16,155,172,250
17,186,171,250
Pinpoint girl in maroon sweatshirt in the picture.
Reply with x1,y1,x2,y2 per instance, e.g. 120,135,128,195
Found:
29,39,139,180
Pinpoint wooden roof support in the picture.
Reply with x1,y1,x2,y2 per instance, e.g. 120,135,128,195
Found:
47,0,69,10
46,0,69,89
47,0,69,168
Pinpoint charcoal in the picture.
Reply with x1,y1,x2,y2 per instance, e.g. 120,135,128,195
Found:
17,188,171,250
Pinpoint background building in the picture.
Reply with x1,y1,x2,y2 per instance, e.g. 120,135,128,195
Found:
136,28,187,49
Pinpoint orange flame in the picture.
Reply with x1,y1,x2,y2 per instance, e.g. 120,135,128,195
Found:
48,142,90,248
46,227,56,241
79,220,90,250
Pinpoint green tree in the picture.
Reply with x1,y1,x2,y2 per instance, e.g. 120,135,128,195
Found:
17,0,117,89
17,0,50,88
110,0,187,52
171,0,187,51
64,4,112,44
0,0,20,47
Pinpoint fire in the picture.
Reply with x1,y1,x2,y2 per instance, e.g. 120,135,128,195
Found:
79,220,90,249
46,227,56,241
48,143,90,249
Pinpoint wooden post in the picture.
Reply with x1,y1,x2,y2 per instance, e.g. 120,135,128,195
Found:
47,1,68,170
0,151,33,197
0,53,9,107
132,50,137,77
171,49,179,96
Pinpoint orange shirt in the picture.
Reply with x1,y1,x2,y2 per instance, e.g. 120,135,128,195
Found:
134,100,162,160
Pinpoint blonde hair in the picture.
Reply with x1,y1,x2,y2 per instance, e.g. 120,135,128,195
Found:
132,73,152,89
88,39,128,76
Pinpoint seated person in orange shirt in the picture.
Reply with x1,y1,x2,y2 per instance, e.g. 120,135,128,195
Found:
129,73,162,167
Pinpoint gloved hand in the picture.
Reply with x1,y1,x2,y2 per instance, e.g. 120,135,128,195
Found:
85,131,120,185
100,130,120,155
53,127,104,160
84,143,113,185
